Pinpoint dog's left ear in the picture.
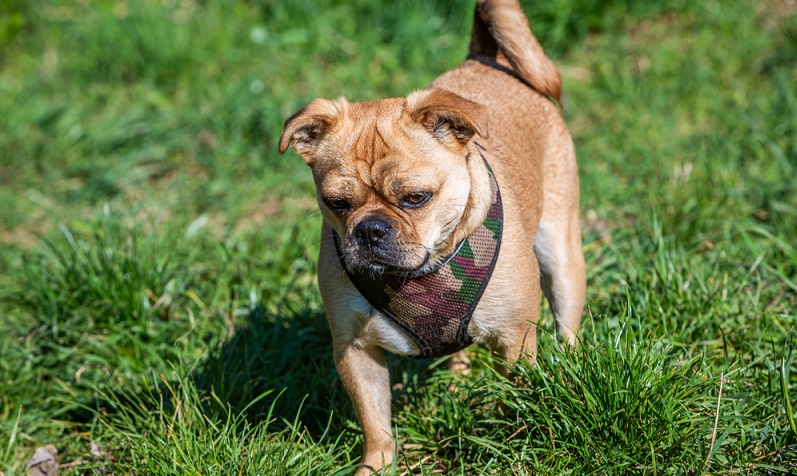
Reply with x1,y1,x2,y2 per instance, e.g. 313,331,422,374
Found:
406,88,489,146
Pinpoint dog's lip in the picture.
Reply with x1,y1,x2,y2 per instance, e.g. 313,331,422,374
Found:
351,251,430,277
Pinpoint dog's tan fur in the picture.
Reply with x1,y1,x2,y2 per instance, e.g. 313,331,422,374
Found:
279,1,585,473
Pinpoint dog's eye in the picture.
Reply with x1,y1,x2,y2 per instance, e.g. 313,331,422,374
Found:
400,192,432,209
324,197,350,212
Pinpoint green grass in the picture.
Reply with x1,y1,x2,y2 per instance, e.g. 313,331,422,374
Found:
1,0,796,474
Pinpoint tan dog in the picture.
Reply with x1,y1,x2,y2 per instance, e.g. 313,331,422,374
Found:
279,0,585,473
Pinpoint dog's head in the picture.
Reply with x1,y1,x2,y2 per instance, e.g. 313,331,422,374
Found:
279,88,490,275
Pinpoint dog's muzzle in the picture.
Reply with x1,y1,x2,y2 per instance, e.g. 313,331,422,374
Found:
345,218,427,273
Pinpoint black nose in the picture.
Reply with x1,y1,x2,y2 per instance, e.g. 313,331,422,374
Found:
354,219,392,247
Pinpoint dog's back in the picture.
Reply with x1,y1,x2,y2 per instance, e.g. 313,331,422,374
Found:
432,0,585,346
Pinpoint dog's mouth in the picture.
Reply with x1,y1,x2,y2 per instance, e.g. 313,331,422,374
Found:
346,244,431,277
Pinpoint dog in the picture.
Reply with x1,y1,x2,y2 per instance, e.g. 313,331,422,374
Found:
278,0,586,473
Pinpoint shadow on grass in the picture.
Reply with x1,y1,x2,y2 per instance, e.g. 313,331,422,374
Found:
191,292,442,443
191,300,352,438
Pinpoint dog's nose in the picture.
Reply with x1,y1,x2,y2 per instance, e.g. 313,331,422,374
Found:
354,219,392,247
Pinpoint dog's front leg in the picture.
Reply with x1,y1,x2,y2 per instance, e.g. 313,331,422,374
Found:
333,339,394,474
319,232,395,474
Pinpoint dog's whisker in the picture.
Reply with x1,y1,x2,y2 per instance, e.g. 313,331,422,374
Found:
290,209,323,228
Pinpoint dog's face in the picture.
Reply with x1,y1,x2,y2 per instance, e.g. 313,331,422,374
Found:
280,89,489,275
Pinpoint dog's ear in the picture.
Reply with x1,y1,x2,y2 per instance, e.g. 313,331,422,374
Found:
279,97,347,165
406,88,489,147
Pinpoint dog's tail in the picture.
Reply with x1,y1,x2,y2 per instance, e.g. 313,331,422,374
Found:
469,0,562,106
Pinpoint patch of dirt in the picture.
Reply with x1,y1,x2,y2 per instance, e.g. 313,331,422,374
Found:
0,216,52,249
585,209,611,244
758,0,797,27
235,196,319,233
764,0,797,17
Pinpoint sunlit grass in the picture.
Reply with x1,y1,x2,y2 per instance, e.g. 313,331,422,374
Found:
1,0,795,474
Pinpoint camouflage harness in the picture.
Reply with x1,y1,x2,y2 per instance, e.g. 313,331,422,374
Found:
333,159,503,358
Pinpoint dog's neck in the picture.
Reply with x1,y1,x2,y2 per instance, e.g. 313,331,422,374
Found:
436,142,494,260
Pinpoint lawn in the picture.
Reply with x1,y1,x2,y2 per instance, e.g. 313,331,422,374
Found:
1,0,795,474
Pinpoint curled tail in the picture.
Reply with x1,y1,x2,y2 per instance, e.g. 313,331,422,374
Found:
469,0,562,105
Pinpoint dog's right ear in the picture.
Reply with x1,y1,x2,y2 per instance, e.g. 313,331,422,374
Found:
279,97,347,165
